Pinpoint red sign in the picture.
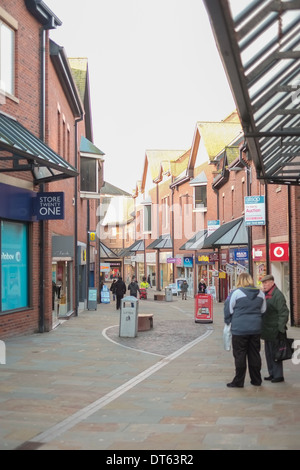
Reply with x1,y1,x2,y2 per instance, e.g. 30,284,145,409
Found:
252,244,266,261
270,243,289,262
194,294,213,323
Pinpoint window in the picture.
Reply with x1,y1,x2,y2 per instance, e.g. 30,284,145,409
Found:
162,197,169,228
1,220,29,312
194,185,207,209
0,20,14,96
80,157,98,193
143,204,151,232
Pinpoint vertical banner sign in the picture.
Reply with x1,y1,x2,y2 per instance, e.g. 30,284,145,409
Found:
35,192,64,220
244,196,265,225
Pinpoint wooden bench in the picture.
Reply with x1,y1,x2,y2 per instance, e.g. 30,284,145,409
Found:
138,314,154,331
154,294,165,301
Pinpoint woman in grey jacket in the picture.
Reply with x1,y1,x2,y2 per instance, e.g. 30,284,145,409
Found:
224,272,266,388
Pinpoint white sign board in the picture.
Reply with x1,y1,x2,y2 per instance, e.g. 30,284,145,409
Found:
244,196,265,225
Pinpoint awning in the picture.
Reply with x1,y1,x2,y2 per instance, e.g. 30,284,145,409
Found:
202,217,248,248
179,229,208,250
147,234,172,250
0,113,78,183
100,242,118,259
204,0,300,185
119,239,145,257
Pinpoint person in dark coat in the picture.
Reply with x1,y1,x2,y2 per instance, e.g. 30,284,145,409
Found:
224,272,266,388
261,274,289,383
115,276,126,310
110,279,117,301
128,276,140,298
198,279,206,293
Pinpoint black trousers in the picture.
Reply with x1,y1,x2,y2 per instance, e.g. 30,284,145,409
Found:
231,334,262,386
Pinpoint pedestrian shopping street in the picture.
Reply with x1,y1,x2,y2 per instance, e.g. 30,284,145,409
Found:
1,290,300,451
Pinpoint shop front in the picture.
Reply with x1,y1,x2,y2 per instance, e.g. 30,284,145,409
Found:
270,242,290,309
195,252,217,294
52,235,74,320
252,244,267,286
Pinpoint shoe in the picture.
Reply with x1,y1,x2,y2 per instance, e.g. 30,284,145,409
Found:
227,382,243,388
264,376,273,381
251,381,261,386
271,377,284,383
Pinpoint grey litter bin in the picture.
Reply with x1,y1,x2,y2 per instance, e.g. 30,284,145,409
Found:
165,287,173,302
119,296,139,337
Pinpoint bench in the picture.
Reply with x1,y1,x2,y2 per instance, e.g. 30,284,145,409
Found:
138,314,153,331
154,294,165,301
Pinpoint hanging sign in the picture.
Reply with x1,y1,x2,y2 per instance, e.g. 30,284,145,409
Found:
244,196,265,225
270,243,289,262
35,192,64,220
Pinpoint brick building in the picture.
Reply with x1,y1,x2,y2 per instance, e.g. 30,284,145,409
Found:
0,0,103,338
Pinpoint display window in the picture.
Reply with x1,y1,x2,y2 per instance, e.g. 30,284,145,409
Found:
1,220,29,312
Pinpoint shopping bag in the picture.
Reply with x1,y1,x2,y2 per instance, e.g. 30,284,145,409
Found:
223,323,232,351
273,335,294,362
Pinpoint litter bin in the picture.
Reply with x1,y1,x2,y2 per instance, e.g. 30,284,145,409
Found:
119,296,139,337
165,286,173,302
195,293,213,323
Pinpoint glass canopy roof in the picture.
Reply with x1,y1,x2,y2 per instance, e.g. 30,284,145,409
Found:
204,0,300,184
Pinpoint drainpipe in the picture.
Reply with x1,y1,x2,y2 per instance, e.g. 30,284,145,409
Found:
74,116,83,316
38,26,47,333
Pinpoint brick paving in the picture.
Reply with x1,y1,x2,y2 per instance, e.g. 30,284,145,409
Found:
0,290,300,450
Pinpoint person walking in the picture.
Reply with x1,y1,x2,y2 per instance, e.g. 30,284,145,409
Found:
261,274,289,383
115,276,126,310
128,276,140,298
198,278,206,293
110,279,117,301
181,280,188,300
224,272,266,388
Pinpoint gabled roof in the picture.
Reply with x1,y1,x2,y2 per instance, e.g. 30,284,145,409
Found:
196,121,243,160
141,150,187,190
100,181,132,197
80,136,105,157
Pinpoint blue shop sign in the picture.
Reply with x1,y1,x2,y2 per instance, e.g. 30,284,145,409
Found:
234,248,248,262
183,256,193,267
34,192,64,220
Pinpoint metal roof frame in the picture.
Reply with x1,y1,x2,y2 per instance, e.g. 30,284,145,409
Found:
0,113,78,183
204,0,300,185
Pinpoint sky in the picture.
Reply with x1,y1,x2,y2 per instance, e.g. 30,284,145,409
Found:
46,0,236,193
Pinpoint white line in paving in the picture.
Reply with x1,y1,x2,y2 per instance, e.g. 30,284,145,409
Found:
102,325,165,357
28,328,213,445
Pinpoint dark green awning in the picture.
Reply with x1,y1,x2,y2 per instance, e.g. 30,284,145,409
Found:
100,242,118,259
202,217,248,248
204,0,300,185
147,234,172,250
180,230,208,250
0,113,78,183
119,239,145,257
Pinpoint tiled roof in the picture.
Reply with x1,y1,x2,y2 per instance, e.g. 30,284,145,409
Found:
197,121,243,160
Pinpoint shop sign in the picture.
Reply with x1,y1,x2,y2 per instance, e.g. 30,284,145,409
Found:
270,243,289,262
234,248,248,262
252,245,266,261
207,220,220,235
167,257,177,263
244,195,265,225
183,256,193,267
35,192,64,220
219,271,226,279
196,253,214,264
100,263,110,272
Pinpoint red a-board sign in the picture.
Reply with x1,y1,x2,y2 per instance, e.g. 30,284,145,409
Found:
195,294,213,323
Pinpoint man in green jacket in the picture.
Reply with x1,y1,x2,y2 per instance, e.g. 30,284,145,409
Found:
261,274,289,383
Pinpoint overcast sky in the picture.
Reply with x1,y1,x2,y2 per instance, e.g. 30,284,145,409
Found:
46,0,236,192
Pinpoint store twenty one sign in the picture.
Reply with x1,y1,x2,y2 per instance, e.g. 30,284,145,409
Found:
35,192,64,220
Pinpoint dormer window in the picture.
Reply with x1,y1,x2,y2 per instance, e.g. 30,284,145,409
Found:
190,171,207,211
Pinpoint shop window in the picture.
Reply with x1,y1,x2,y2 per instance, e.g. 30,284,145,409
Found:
1,220,29,312
194,185,207,210
0,20,15,96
